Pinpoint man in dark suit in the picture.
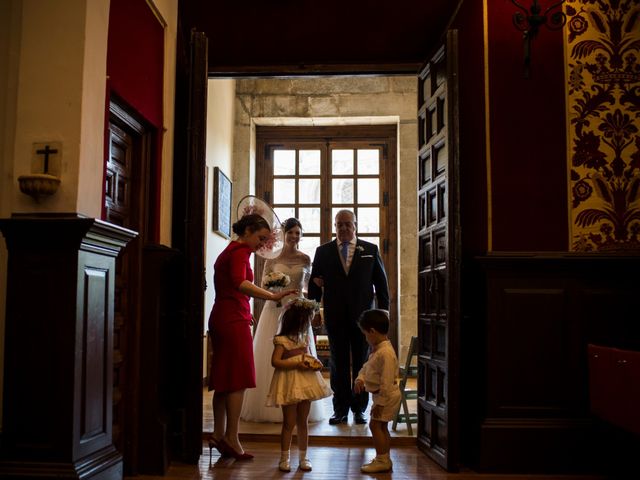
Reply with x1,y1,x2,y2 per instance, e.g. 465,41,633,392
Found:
308,209,390,425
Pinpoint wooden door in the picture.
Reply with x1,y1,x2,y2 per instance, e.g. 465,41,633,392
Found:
416,30,461,471
105,99,152,474
171,28,208,463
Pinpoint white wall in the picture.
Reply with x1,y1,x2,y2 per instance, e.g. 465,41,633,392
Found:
0,0,179,429
203,79,236,372
0,0,22,431
151,0,178,246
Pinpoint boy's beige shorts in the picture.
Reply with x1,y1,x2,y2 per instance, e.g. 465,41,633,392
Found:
371,388,402,422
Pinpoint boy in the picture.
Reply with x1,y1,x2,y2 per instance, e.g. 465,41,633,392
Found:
353,309,402,473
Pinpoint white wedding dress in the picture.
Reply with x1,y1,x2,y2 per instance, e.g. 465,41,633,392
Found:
241,256,327,423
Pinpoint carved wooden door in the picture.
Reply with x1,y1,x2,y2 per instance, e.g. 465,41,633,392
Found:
105,102,150,474
106,120,133,463
416,31,461,471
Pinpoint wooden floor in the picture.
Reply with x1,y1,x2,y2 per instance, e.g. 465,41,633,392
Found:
202,380,418,442
164,387,609,480
125,441,606,480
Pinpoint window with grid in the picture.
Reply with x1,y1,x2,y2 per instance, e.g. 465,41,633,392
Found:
255,125,398,342
256,126,396,261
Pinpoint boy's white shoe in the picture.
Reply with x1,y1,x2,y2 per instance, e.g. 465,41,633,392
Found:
278,460,291,472
299,458,312,471
361,457,393,473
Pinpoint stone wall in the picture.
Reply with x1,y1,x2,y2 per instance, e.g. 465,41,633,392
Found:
232,76,418,361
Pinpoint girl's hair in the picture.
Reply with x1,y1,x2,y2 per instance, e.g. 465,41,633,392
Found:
232,214,270,236
282,217,303,233
277,305,313,339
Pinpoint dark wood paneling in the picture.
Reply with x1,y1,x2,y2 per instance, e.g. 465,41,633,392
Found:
178,0,458,76
137,244,182,474
0,215,135,479
473,254,640,473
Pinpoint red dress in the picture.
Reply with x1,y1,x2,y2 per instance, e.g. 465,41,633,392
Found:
208,241,256,392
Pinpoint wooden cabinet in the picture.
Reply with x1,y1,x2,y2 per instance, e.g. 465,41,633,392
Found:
588,344,640,435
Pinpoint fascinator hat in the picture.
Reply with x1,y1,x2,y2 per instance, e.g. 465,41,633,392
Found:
236,195,284,259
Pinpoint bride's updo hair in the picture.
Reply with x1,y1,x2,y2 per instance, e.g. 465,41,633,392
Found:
232,214,270,236
282,217,302,232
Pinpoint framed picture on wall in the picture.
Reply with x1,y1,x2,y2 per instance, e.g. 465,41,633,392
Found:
213,167,232,238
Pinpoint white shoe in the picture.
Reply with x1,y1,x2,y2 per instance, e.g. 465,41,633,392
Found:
299,459,312,471
360,457,393,473
278,460,291,472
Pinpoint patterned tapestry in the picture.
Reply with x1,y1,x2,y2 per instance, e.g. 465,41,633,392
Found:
566,0,640,251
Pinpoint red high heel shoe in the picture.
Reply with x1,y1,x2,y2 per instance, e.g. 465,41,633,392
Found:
218,438,254,460
208,436,230,462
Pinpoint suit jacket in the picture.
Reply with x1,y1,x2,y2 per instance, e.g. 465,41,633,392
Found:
308,238,389,326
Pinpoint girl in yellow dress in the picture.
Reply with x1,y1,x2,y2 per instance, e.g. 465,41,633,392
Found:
266,298,332,472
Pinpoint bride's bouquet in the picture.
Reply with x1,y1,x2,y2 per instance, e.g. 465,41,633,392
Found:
264,271,291,307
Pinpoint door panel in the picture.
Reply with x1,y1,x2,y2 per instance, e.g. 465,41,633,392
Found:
416,30,461,471
171,28,208,463
107,106,148,474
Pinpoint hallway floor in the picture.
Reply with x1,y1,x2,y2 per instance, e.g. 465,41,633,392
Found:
125,441,607,480
202,377,418,441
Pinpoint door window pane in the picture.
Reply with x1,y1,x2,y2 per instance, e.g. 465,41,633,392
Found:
357,178,379,203
332,207,355,224
357,149,379,174
332,178,354,204
356,207,379,233
299,178,320,204
360,236,380,248
299,150,321,175
274,150,296,175
332,149,354,174
275,207,295,222
299,236,321,262
298,207,321,233
273,178,296,203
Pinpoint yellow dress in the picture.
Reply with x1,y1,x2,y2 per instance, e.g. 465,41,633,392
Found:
266,334,333,407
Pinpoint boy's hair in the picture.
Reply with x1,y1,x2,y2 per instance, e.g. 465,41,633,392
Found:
358,309,390,334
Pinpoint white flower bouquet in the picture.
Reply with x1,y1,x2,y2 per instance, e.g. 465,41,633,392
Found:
264,271,291,306
264,271,291,289
302,353,323,371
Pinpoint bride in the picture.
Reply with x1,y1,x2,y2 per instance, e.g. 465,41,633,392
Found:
241,217,326,423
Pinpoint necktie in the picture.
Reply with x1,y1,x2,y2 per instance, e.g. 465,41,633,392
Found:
340,241,349,263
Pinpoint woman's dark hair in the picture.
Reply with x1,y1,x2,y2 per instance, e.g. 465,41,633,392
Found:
232,214,270,236
358,309,390,334
278,305,312,338
282,217,303,233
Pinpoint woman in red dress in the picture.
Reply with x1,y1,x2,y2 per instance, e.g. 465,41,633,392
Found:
208,214,296,460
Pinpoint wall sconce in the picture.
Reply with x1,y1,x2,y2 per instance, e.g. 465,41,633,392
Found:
511,0,566,78
17,143,62,200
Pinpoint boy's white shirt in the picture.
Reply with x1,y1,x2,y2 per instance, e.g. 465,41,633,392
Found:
356,339,399,406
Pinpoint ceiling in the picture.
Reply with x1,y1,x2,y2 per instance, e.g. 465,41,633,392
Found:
178,0,459,76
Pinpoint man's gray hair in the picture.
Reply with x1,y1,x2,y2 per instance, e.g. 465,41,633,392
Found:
335,209,357,223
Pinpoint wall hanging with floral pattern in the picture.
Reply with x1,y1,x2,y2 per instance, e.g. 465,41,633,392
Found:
566,0,640,252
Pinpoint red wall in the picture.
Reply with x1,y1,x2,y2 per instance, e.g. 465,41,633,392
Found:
107,0,164,128
486,2,568,251
453,0,488,257
451,1,568,254
105,0,164,239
